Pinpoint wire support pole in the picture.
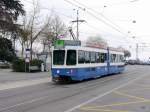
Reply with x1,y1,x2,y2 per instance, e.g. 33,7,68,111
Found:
76,9,79,40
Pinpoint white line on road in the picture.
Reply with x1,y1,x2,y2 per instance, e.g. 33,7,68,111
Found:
64,73,148,112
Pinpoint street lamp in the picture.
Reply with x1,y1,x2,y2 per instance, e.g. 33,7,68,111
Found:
132,20,136,23
101,5,107,14
130,0,139,2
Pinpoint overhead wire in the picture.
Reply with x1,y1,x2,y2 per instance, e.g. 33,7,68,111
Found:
23,0,74,20
73,0,126,33
40,7,74,20
23,0,133,44
63,0,133,44
63,0,130,37
23,0,127,37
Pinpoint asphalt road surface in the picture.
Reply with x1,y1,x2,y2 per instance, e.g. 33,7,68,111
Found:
0,65,150,112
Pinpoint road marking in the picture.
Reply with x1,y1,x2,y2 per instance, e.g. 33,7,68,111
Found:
81,100,150,109
0,78,51,91
124,87,150,92
133,83,150,88
113,91,149,101
80,107,129,112
64,73,148,112
122,83,150,92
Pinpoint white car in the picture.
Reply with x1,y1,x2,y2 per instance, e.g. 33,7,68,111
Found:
0,60,10,68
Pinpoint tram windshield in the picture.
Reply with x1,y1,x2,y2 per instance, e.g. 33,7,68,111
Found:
66,50,76,65
53,50,65,65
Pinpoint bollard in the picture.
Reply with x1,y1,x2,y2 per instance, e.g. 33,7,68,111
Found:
41,63,44,72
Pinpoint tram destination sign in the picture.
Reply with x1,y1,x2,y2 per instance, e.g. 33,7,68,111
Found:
54,40,81,49
64,40,81,46
54,40,65,49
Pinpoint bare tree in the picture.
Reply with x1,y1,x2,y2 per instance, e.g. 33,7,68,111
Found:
41,15,67,52
18,17,30,57
18,1,51,60
124,50,131,59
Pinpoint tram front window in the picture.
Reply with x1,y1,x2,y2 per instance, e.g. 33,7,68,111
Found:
66,50,76,65
53,50,65,65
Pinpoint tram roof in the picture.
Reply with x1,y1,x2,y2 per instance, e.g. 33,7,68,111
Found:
53,40,124,54
52,46,124,54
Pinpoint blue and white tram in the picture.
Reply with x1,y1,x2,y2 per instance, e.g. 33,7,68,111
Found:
51,40,125,82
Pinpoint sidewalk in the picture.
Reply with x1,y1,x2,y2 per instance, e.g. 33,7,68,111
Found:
0,77,51,91
0,69,50,84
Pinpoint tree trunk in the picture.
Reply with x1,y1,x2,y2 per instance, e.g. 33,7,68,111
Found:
30,42,33,61
21,42,24,58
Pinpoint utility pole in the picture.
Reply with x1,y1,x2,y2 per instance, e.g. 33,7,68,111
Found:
76,9,79,40
72,8,85,40
136,43,139,60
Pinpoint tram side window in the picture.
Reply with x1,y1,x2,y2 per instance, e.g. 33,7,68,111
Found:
66,50,76,65
118,55,120,62
90,52,96,63
110,54,112,62
98,53,106,63
78,50,85,64
103,53,107,63
85,51,90,63
115,54,117,62
116,54,121,62
96,52,100,63
110,54,116,63
116,54,119,62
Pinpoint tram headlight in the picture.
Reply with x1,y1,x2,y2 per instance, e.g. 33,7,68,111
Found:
56,70,60,74
70,69,73,74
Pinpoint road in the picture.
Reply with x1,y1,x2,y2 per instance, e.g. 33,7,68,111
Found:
0,65,150,112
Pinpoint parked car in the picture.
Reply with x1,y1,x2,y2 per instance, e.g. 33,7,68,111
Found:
0,60,10,68
127,60,137,65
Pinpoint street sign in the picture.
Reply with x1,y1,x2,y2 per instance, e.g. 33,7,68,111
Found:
25,58,30,63
25,49,30,58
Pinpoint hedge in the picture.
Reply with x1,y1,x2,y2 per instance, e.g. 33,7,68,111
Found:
12,59,43,72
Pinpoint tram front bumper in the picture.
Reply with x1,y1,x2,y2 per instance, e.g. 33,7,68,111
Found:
52,68,76,77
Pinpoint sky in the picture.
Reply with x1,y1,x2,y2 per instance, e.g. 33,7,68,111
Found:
21,0,150,60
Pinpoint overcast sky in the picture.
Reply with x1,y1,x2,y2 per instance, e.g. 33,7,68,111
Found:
21,0,150,60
